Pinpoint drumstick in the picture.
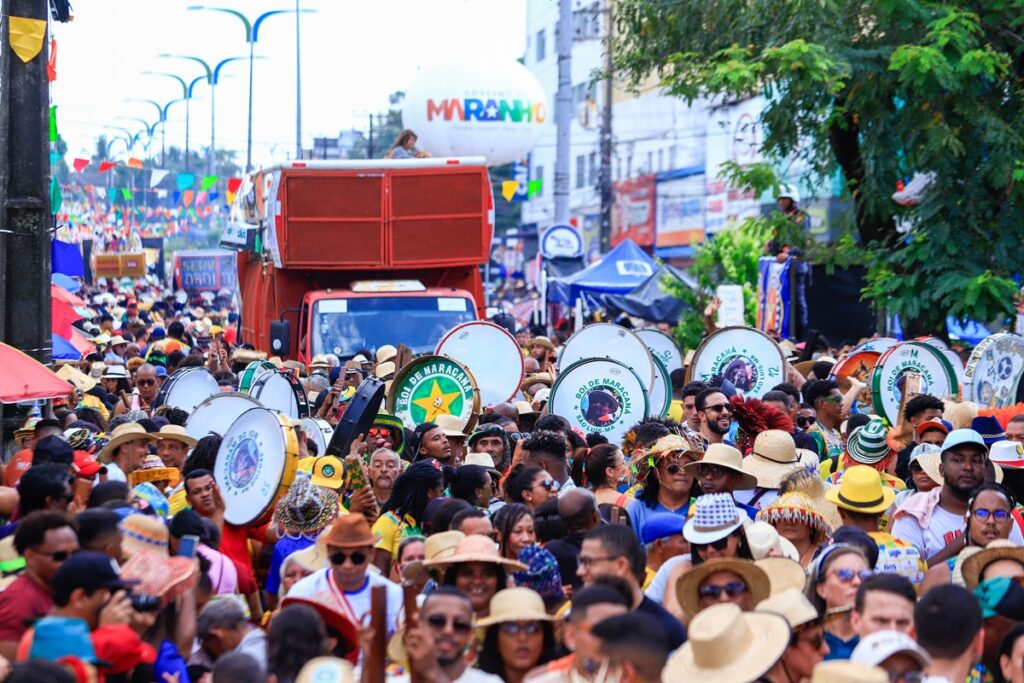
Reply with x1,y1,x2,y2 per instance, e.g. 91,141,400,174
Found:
369,585,387,683
402,582,424,683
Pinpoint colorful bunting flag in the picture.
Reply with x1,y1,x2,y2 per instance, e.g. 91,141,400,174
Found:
72,158,89,173
107,188,117,203
127,158,144,170
48,106,57,142
176,173,194,191
8,16,46,63
98,161,117,172
121,188,133,201
200,175,218,192
182,190,194,207
527,179,542,198
209,192,219,202
149,169,168,188
227,177,243,194
172,191,181,204
50,176,62,214
501,180,518,202
47,38,56,82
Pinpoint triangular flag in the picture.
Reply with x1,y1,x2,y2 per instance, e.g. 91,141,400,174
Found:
156,189,168,199
8,17,46,63
226,191,237,206
196,191,207,205
127,157,144,170
48,106,57,142
149,169,169,188
176,173,195,191
208,192,220,202
47,38,56,82
50,176,62,214
99,161,117,172
528,179,542,198
172,191,181,204
200,175,219,192
501,180,518,202
121,188,133,201
72,158,89,173
107,187,118,203
227,177,243,193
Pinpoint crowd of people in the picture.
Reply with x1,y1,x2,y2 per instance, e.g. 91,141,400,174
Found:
3,281,1024,683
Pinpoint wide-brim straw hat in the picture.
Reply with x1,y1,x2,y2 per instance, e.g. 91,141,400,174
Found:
476,587,557,627
756,491,832,541
662,603,789,683
402,530,464,582
683,443,759,491
916,452,944,486
824,465,896,515
756,586,818,629
683,493,744,545
272,477,340,536
744,430,803,489
755,557,808,595
745,521,800,562
811,661,888,683
422,533,526,571
675,557,772,620
120,514,169,558
295,657,355,683
961,539,1024,590
98,423,156,463
156,425,197,449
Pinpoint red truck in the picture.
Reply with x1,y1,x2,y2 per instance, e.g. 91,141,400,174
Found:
222,158,493,361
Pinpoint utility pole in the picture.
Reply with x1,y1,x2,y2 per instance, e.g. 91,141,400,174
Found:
553,0,573,223
295,0,303,160
0,0,52,364
368,114,375,159
599,1,614,250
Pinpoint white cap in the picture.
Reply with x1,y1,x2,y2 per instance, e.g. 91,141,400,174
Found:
851,630,931,669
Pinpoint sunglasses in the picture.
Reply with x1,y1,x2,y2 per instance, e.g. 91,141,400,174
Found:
536,479,561,492
832,568,874,584
367,428,389,440
698,581,748,600
329,550,369,566
703,403,733,414
499,621,542,636
697,464,732,479
973,508,1011,521
797,416,817,428
665,462,685,475
136,379,156,386
692,535,733,552
424,613,474,634
819,395,843,404
38,549,73,562
793,630,825,651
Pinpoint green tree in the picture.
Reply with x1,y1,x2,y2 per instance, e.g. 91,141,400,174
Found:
614,0,1024,337
349,91,406,159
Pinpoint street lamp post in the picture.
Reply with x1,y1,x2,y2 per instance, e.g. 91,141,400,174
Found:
142,71,189,168
122,99,164,164
189,5,312,172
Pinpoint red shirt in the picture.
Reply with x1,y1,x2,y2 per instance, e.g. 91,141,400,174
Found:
220,523,268,595
0,574,52,643
3,451,32,488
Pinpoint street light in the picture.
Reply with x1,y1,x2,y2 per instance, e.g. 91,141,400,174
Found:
142,70,206,174
188,5,312,171
123,98,166,164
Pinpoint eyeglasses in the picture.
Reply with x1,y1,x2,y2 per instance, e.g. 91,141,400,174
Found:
136,379,156,386
698,581,748,600
831,568,873,584
536,479,561,492
579,554,622,568
696,464,732,479
889,673,925,683
703,403,733,414
37,549,73,562
424,613,474,634
973,508,1011,522
793,630,825,651
329,550,369,566
820,396,843,404
499,621,542,636
797,416,817,428
692,536,733,552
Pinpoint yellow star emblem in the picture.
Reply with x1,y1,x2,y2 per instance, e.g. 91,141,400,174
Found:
411,379,460,422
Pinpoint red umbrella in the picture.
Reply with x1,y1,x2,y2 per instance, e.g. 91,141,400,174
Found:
50,284,86,308
0,342,74,403
51,297,80,339
67,328,97,356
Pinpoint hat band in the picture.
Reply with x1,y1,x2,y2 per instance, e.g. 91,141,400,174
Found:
693,517,741,534
752,450,796,465
836,489,884,510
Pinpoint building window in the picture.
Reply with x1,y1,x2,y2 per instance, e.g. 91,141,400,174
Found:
589,152,597,185
536,29,546,62
534,165,544,196
575,155,585,189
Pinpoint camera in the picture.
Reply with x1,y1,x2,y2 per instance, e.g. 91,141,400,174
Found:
510,432,531,443
129,592,161,613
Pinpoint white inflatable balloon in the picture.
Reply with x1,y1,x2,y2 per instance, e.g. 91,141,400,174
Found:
402,61,547,167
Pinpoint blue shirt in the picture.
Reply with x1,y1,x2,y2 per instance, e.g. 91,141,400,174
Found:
824,631,859,661
627,497,692,533
265,534,316,596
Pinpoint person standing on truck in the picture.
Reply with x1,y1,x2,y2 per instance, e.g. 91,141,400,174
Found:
385,129,431,159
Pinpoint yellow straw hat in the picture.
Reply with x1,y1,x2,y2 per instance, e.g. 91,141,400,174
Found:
476,587,556,627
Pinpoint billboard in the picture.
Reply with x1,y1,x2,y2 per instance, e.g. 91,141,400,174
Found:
611,174,656,248
656,170,706,249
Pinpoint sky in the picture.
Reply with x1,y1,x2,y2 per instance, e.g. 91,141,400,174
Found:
52,0,527,169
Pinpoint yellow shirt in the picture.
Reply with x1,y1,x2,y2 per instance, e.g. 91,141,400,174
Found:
372,512,416,560
667,399,684,423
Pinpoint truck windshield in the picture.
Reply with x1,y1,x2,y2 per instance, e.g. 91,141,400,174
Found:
311,295,476,358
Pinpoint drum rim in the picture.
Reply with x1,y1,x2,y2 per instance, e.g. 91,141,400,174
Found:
435,321,525,404
558,323,656,391
685,326,786,396
385,354,482,432
185,392,264,439
248,370,310,419
964,333,1024,406
153,367,219,410
870,342,956,424
648,355,672,417
548,357,651,421
635,327,684,373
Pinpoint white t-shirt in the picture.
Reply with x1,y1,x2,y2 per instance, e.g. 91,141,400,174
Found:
391,669,503,683
644,554,690,605
891,502,1024,559
287,568,404,638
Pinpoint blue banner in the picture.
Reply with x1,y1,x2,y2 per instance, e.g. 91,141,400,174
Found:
757,256,793,339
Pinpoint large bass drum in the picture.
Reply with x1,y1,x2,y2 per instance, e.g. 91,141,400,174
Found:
300,417,335,458
687,327,786,398
435,321,525,407
635,328,684,375
548,358,649,446
238,361,277,393
248,370,309,420
558,323,656,395
215,407,299,526
152,367,220,413
186,392,263,441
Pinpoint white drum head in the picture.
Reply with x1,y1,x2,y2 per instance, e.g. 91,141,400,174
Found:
215,407,289,526
853,337,900,354
436,321,525,406
870,342,960,424
636,328,684,375
548,358,649,445
186,392,263,441
300,417,334,457
157,368,220,413
688,327,786,398
558,324,656,394
964,333,1024,407
249,371,303,419
647,357,672,418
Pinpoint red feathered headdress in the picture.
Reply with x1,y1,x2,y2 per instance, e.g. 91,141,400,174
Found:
729,395,795,455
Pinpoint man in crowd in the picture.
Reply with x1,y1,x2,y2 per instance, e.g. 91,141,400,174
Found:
545,489,601,592
679,382,707,439
851,574,916,638
467,425,509,473
1006,414,1024,443
895,395,946,478
4,418,63,488
695,388,733,447
131,363,161,413
521,431,575,496
590,612,672,683
914,585,983,683
804,379,845,462
99,423,155,482
639,514,686,589
194,598,267,671
368,448,402,509
155,424,196,471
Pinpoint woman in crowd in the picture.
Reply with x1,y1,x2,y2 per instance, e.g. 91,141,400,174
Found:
627,434,701,531
448,465,493,509
433,534,527,617
476,588,561,683
756,491,832,567
998,622,1024,683
371,460,445,573
577,443,632,509
504,464,559,511
493,503,536,561
806,543,872,660
267,604,329,683
395,535,426,586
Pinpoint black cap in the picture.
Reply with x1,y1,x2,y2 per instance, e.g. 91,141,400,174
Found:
33,436,74,466
51,550,135,596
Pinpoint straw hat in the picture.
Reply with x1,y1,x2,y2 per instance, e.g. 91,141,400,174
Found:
961,539,1024,590
402,530,464,582
756,491,832,541
745,521,801,562
990,440,1024,469
120,514,169,558
851,630,931,669
127,454,179,489
155,424,197,449
120,550,198,603
423,534,526,571
13,417,40,442
811,661,888,683
675,557,772,620
476,587,557,627
288,536,331,574
825,465,896,515
662,603,789,683
373,361,396,379
435,413,469,438
743,430,803,489
684,444,758,490
756,587,819,628
513,400,537,416
756,557,808,595
846,419,891,465
683,493,744,545
272,477,340,536
57,364,96,392
376,345,398,364
308,355,331,371
295,657,355,683
530,336,555,353
97,423,156,463
319,514,377,549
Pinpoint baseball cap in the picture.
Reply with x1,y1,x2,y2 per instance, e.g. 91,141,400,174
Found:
73,451,105,478
90,623,157,674
941,428,987,454
150,327,166,340
154,366,168,378
29,616,104,663
908,442,942,465
51,550,136,597
34,435,75,466
916,418,952,438
851,630,931,668
641,512,686,545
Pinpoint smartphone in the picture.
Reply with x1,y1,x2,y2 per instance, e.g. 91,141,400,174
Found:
178,534,199,558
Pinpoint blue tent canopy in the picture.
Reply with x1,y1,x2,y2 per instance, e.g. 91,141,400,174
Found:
52,333,81,361
551,239,657,304
51,272,81,293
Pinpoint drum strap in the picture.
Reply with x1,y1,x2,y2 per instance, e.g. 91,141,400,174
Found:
326,568,362,626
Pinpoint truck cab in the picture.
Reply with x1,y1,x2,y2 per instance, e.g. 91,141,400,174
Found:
224,158,494,361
